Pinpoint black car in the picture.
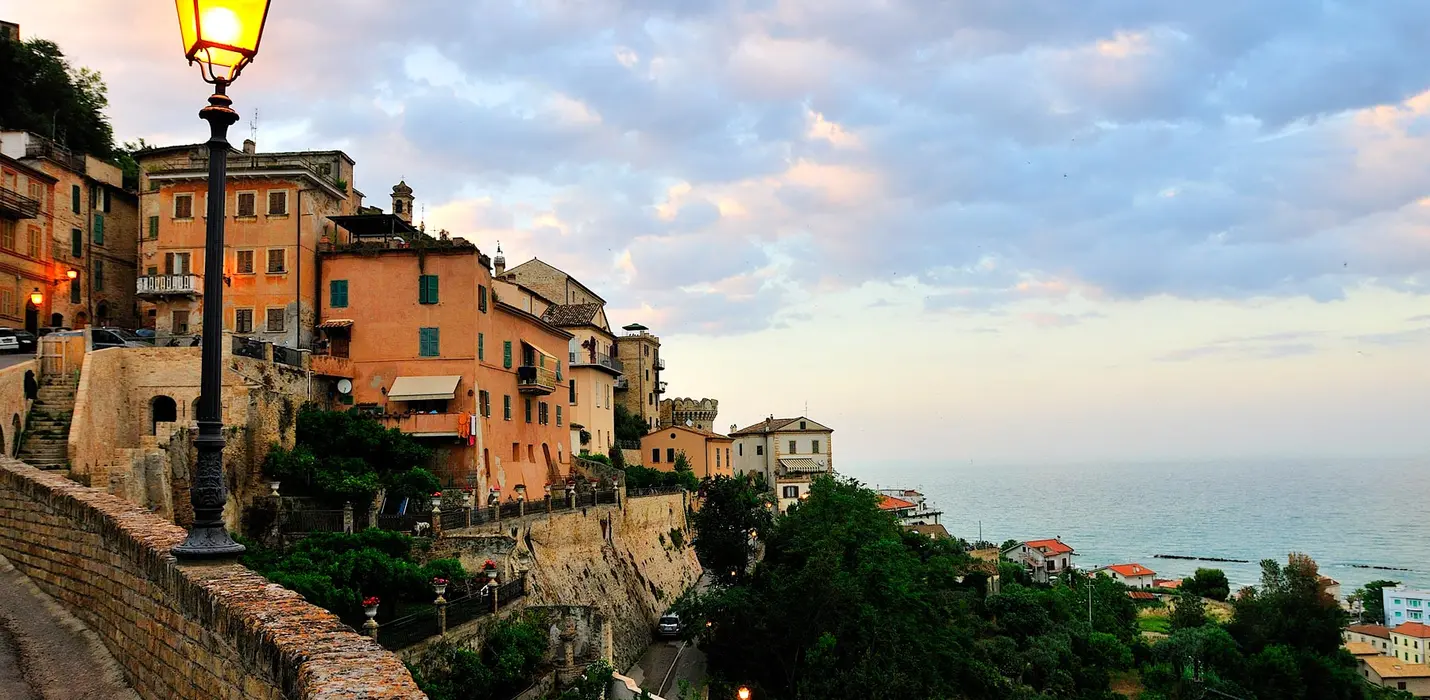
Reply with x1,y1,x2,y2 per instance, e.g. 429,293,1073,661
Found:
12,330,35,353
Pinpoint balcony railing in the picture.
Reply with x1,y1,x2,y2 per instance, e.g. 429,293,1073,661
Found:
0,187,40,219
656,357,666,370
569,351,623,374
137,274,201,296
517,365,557,394
24,138,86,172
379,412,462,436
614,377,629,390
310,353,354,378
656,381,668,394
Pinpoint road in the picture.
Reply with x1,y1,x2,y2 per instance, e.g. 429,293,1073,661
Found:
0,352,33,371
626,638,708,699
0,555,138,699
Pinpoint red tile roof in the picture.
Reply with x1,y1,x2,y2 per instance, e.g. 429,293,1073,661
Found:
1346,624,1391,639
1105,563,1155,578
1153,578,1182,589
1024,538,1073,555
1392,622,1430,639
878,495,916,510
1128,591,1157,600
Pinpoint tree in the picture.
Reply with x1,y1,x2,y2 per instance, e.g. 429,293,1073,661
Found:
1169,590,1208,631
1349,580,1400,624
614,404,648,442
0,38,116,156
262,406,440,508
690,475,773,581
1181,568,1231,602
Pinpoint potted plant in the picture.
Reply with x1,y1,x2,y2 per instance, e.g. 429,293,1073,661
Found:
362,596,380,619
269,480,281,497
482,559,499,583
432,577,448,598
514,484,526,502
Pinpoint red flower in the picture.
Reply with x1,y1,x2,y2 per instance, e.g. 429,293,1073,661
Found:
362,596,380,607
483,559,497,569
432,577,449,585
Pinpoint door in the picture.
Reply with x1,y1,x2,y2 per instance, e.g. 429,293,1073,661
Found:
23,306,37,334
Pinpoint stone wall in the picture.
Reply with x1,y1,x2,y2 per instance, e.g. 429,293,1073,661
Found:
0,458,424,699
434,493,700,669
0,360,38,458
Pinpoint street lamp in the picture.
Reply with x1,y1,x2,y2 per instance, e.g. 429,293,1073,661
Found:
737,687,751,700
170,0,271,558
28,289,42,306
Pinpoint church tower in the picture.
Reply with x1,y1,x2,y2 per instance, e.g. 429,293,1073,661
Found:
391,181,414,223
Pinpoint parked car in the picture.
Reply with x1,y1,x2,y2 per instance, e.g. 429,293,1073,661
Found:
0,329,18,353
35,327,71,338
12,330,35,353
89,327,150,350
656,613,682,639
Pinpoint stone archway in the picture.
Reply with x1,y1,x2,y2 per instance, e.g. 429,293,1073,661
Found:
150,396,177,435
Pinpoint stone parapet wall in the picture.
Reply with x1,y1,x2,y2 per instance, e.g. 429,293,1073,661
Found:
0,458,425,699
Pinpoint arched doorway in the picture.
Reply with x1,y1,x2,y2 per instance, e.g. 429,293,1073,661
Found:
96,301,109,327
24,300,38,334
49,313,63,328
74,312,88,329
150,396,177,435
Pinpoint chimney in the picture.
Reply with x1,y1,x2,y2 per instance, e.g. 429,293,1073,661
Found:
242,139,256,155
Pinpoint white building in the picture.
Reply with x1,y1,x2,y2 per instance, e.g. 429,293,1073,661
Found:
876,488,943,526
1003,539,1075,584
729,416,833,513
1095,563,1156,589
1385,586,1430,628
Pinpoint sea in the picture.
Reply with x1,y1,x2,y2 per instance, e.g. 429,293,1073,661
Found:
845,457,1430,595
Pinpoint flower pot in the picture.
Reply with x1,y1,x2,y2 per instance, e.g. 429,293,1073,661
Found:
269,481,281,497
434,583,448,597
364,605,378,620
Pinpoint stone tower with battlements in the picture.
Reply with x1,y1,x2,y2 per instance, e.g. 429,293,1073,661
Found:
660,397,719,431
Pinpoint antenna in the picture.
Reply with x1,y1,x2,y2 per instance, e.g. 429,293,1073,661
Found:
250,109,259,143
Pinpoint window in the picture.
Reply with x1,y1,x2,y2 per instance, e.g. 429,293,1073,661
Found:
789,440,797,454
812,440,820,453
478,390,490,417
667,448,675,463
172,310,190,334
71,228,82,257
102,188,111,213
174,193,194,218
266,248,286,273
1415,612,1425,621
645,369,650,380
756,445,764,456
147,216,159,239
783,486,798,499
569,379,576,405
1396,599,1403,605
478,333,485,361
503,341,512,369
1400,682,1408,691
715,450,720,467
236,191,256,217
26,226,39,258
1412,600,1423,608
527,445,535,462
267,190,288,215
556,360,562,382
539,402,549,425
419,327,439,357
235,308,254,333
93,213,104,245
726,448,730,466
479,285,488,312
512,443,520,461
94,260,104,291
330,279,348,308
165,252,191,275
0,221,13,250
394,200,404,214
556,405,563,426
71,185,81,213
525,398,533,423
800,421,807,429
28,181,43,210
266,308,285,332
70,279,80,304
651,449,660,463
503,395,512,421
738,443,743,456
419,274,439,304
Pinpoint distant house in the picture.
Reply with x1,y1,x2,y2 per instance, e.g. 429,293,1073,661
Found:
1386,586,1430,629
1153,578,1182,591
1002,539,1075,584
1095,563,1157,590
1346,641,1384,658
1128,591,1157,602
729,416,833,513
875,488,943,525
1320,576,1343,607
969,547,1002,596
1358,655,1430,697
1391,622,1430,665
1345,624,1393,655
907,523,951,540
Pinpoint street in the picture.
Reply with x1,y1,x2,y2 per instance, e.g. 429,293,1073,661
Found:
626,638,707,699
0,353,32,371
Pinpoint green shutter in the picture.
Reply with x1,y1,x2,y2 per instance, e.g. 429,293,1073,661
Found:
71,185,80,213
556,405,562,426
330,280,348,308
419,327,439,357
503,395,511,420
479,285,488,312
525,398,532,423
148,216,159,239
503,341,512,369
478,333,484,361
419,274,439,304
71,228,82,258
93,214,104,245
556,360,562,382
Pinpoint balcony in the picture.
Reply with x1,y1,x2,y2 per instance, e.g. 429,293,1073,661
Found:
0,187,40,220
656,357,666,370
569,351,623,375
517,365,557,395
656,380,668,394
614,377,629,391
137,274,201,297
378,412,462,437
310,352,354,378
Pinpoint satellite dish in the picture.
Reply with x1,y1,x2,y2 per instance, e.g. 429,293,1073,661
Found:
685,419,694,427
816,459,826,467
336,378,353,395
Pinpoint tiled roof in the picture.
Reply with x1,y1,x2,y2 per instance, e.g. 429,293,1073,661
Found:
1363,655,1430,679
1024,538,1074,555
907,523,950,539
1105,563,1155,578
878,495,917,511
1128,591,1157,600
1153,578,1182,589
1344,642,1381,656
649,424,731,441
1347,624,1391,639
730,417,801,436
1392,622,1430,639
541,303,602,327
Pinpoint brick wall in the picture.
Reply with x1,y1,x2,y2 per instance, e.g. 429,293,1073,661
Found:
0,458,425,699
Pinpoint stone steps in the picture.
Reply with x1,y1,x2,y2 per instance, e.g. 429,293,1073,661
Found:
19,377,79,470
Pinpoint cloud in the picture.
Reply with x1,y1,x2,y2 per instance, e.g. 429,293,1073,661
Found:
1348,326,1430,347
1158,331,1325,362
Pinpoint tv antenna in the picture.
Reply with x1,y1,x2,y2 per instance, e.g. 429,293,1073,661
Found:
250,109,259,143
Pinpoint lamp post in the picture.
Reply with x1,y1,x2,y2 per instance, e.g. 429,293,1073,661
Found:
170,0,271,558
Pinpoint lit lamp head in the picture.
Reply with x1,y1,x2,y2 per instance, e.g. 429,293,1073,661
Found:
66,269,78,280
737,688,751,700
29,289,42,306
175,0,271,85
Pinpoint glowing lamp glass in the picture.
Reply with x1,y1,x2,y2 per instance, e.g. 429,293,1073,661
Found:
175,0,271,83
29,289,42,306
66,269,78,280
737,689,751,700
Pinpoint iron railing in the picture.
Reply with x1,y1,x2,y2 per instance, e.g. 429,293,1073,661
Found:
24,138,86,172
0,187,40,219
628,486,684,499
377,607,440,651
136,274,200,295
233,335,266,360
569,351,623,373
377,512,431,533
272,345,303,367
378,575,528,651
615,439,640,450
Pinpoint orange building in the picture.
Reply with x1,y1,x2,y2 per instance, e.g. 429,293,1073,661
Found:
135,140,362,346
317,217,574,498
0,152,57,331
641,424,734,479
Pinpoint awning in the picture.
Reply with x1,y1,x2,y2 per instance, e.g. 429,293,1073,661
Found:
521,340,558,361
387,375,462,402
778,457,826,473
318,319,353,329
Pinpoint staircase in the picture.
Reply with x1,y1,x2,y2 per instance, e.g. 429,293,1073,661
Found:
19,373,78,471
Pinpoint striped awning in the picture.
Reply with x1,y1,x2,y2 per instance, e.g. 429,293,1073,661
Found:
317,319,353,329
778,457,826,473
387,375,462,401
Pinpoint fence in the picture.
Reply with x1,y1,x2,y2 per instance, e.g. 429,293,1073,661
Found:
232,335,266,360
378,575,528,651
377,512,431,533
376,607,440,652
279,509,348,534
628,486,684,499
271,344,304,367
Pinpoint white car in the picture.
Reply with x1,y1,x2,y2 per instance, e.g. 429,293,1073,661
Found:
0,330,19,353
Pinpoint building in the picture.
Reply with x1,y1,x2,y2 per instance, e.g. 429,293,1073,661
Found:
640,424,733,479
0,152,56,332
1345,624,1393,654
1095,563,1156,589
1003,539,1076,584
0,20,18,42
908,523,952,540
1358,655,1430,697
875,488,942,525
1,131,139,329
135,140,362,346
1153,579,1182,590
729,416,834,512
317,212,573,498
537,297,622,457
1392,622,1430,665
660,397,719,431
614,323,663,430
1387,586,1430,628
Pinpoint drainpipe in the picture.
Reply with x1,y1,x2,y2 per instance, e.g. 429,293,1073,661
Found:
295,188,305,348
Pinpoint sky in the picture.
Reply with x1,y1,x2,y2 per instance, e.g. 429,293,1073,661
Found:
11,1,1430,466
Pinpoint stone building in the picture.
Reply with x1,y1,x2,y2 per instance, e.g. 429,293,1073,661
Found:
615,324,663,431
640,424,733,479
134,139,363,347
729,416,833,512
0,131,139,329
659,397,718,431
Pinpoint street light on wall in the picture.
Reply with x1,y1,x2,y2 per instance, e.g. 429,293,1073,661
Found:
29,289,42,306
170,0,271,559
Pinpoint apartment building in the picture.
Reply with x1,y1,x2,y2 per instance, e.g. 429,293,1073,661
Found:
729,416,834,512
1388,587,1430,628
641,424,734,479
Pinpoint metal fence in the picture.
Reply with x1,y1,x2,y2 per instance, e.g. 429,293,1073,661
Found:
232,335,266,360
272,344,303,367
378,575,527,651
377,607,440,651
377,512,431,533
442,576,528,634
628,486,684,499
499,502,523,519
279,509,347,534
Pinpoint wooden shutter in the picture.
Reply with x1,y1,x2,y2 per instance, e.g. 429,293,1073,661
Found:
148,216,159,239
93,214,104,245
419,327,440,357
330,280,348,308
71,185,80,213
503,341,512,368
478,333,484,361
479,285,487,312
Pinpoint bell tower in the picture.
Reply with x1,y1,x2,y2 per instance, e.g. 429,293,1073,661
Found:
391,180,414,223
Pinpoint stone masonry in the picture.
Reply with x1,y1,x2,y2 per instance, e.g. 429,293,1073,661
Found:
0,458,425,699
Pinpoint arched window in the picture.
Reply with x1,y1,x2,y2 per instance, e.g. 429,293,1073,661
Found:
150,396,177,435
